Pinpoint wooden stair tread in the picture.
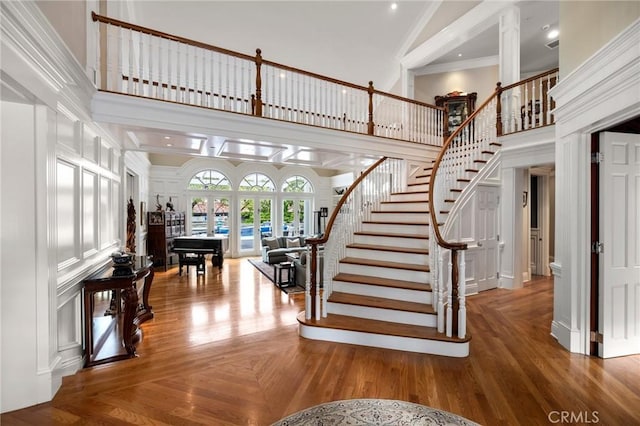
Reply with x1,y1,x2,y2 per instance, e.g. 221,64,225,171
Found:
481,150,495,155
363,220,429,226
333,272,431,291
297,312,470,343
346,243,428,255
381,200,428,204
340,257,430,272
354,231,429,240
391,190,429,195
450,188,463,193
329,291,435,314
371,210,428,214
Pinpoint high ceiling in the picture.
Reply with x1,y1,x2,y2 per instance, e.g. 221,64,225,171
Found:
107,0,559,169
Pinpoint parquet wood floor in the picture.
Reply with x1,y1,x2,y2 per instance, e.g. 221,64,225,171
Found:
2,260,639,425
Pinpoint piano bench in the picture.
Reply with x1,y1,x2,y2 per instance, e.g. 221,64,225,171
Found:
178,254,205,276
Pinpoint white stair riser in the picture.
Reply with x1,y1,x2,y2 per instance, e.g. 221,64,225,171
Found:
345,247,428,265
379,201,429,212
406,183,429,192
333,280,432,304
298,324,469,357
339,263,429,282
354,234,429,249
370,212,430,223
389,192,428,202
326,302,436,327
361,222,429,235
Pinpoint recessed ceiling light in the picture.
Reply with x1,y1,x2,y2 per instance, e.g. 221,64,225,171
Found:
166,143,172,147
390,3,397,10
458,53,462,57
547,29,559,39
542,24,550,31
164,136,171,140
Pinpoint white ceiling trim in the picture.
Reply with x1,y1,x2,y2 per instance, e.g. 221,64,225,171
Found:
414,55,499,76
400,0,512,71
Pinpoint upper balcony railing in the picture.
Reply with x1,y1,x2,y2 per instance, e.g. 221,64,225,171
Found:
92,12,445,146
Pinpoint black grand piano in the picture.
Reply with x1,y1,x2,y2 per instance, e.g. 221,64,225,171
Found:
172,235,229,275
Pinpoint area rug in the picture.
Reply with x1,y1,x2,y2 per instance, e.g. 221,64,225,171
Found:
272,399,479,426
247,258,306,294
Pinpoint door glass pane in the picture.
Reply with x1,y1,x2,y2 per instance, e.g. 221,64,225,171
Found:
213,197,230,237
240,198,254,251
259,199,272,238
298,199,306,236
191,197,207,236
283,199,294,236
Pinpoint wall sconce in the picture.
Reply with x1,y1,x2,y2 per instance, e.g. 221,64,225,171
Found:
523,191,528,208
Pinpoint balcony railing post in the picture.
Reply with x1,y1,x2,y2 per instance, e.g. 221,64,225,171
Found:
495,82,503,136
254,48,263,116
367,81,374,135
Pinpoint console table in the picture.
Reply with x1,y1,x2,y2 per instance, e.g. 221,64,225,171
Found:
82,256,154,367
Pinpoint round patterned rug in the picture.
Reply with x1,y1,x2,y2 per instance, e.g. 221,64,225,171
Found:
272,399,479,426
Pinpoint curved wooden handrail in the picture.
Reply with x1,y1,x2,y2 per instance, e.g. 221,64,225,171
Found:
306,157,387,246
500,68,559,92
91,12,256,62
428,87,501,251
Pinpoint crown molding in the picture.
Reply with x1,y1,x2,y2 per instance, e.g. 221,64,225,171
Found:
0,1,95,113
550,18,640,137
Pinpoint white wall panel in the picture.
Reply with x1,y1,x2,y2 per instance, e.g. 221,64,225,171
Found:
56,159,79,268
100,176,111,248
82,170,98,255
56,294,81,350
83,124,98,163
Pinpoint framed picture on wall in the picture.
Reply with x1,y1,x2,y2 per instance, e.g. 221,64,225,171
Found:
435,91,477,137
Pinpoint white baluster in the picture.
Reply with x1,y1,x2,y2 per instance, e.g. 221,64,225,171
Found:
437,246,445,333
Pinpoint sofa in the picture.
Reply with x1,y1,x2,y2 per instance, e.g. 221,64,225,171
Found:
293,250,324,288
261,236,308,264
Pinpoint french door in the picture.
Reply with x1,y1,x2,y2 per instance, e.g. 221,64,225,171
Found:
239,196,273,254
190,194,230,248
282,197,311,237
598,132,640,358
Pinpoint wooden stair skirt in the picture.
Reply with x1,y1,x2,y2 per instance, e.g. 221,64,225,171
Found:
297,312,470,357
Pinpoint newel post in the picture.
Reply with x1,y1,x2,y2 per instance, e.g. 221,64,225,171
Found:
367,81,375,135
254,48,263,116
310,243,318,318
451,249,460,335
495,82,503,136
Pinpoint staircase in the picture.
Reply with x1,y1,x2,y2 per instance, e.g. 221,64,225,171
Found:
297,163,471,357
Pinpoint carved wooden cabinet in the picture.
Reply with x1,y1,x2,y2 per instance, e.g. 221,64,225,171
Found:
435,91,477,137
147,211,185,270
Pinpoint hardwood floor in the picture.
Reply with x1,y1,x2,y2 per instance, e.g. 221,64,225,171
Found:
3,261,640,425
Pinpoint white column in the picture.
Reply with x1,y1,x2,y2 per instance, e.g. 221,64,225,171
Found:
400,65,414,99
498,6,520,85
551,133,590,354
499,166,525,289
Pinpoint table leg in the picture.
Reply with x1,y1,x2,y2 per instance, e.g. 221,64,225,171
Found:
137,268,155,323
122,284,140,356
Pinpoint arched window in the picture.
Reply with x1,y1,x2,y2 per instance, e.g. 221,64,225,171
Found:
189,170,231,191
239,173,275,192
282,175,313,193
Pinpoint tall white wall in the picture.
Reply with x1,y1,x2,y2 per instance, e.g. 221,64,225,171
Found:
0,2,134,412
550,19,640,354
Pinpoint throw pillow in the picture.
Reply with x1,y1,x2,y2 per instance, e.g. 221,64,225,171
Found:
263,237,279,250
286,238,300,248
